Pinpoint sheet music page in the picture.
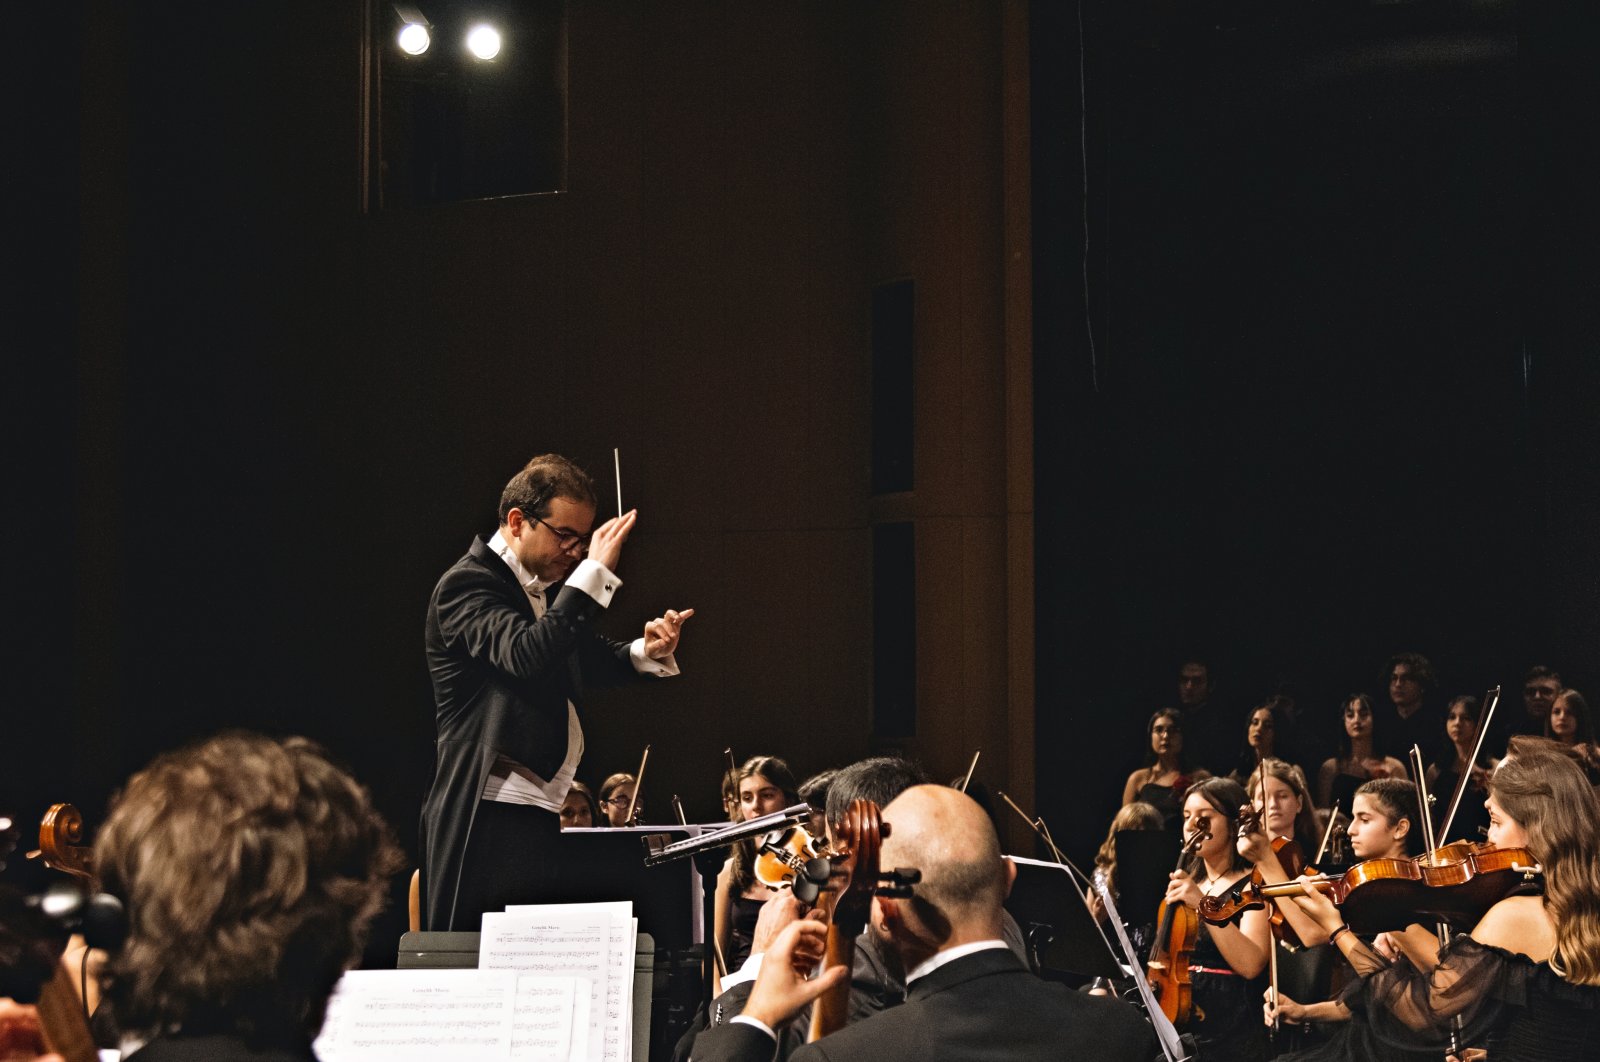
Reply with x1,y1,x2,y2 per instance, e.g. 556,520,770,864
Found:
511,975,588,1061
313,968,515,1060
487,902,635,1062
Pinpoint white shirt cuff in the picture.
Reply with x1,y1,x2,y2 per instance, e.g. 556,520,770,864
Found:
718,951,763,991
564,558,621,607
631,638,679,677
729,1015,777,1042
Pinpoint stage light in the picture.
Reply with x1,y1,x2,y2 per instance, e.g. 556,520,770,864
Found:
466,23,501,61
397,22,431,55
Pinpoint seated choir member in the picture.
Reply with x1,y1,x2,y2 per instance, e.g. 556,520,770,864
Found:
1425,694,1492,844
598,772,639,826
97,732,402,1061
1122,707,1210,832
1228,695,1297,786
1547,687,1600,780
688,785,1156,1062
559,780,600,829
1271,747,1600,1060
1316,693,1408,812
712,756,801,988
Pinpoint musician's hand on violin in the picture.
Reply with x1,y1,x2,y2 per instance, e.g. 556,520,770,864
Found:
1165,870,1203,911
1237,827,1274,867
1288,875,1343,933
749,890,808,957
1446,1049,1488,1062
741,920,849,1031
1087,890,1108,924
642,607,694,659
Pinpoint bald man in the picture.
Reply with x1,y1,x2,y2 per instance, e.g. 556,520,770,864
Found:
689,786,1156,1062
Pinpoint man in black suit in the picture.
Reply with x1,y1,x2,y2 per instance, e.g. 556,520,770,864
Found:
689,785,1156,1062
419,454,692,931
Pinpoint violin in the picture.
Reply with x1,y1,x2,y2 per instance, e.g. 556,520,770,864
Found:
1231,803,1311,947
1146,823,1210,1028
752,824,829,899
1199,842,1542,935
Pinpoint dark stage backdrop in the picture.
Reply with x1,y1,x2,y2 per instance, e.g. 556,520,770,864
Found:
1033,0,1599,864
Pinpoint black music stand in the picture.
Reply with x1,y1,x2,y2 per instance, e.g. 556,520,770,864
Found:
543,826,701,948
1004,856,1121,982
1114,829,1180,922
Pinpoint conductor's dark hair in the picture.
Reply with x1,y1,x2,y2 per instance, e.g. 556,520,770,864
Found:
96,732,403,1044
825,757,929,827
498,453,598,524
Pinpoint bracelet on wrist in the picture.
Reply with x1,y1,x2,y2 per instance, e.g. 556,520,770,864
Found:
1328,923,1352,946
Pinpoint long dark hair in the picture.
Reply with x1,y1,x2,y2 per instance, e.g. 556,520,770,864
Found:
1143,708,1192,772
1335,692,1382,763
729,756,800,890
1182,776,1252,881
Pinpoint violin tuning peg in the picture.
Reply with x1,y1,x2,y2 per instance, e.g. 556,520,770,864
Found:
892,867,921,885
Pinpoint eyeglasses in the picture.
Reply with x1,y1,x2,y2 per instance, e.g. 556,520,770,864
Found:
601,796,637,809
532,514,592,553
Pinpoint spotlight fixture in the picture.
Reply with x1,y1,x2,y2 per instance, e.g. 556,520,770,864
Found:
466,23,502,61
397,22,431,55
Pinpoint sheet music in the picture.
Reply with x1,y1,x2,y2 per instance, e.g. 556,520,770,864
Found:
513,975,589,1061
488,901,636,1062
314,968,516,1060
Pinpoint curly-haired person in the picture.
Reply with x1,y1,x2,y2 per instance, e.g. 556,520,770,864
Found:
95,732,404,1062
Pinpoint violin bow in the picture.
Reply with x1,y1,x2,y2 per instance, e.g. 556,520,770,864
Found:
1315,800,1340,865
625,745,651,825
959,749,981,794
1409,744,1439,851
1438,685,1500,845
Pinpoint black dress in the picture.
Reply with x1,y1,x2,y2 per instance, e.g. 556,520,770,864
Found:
1281,937,1600,1061
1136,776,1197,834
1189,921,1270,1062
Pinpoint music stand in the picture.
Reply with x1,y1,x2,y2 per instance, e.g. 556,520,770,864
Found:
1004,856,1121,981
1114,829,1180,922
546,825,702,948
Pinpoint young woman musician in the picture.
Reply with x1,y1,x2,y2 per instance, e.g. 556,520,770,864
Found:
1316,694,1407,812
711,755,800,989
1164,777,1273,1062
598,772,638,827
559,780,599,829
1123,708,1210,832
1274,748,1600,1060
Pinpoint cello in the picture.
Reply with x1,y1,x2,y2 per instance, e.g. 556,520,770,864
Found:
1146,822,1211,1027
805,799,919,1042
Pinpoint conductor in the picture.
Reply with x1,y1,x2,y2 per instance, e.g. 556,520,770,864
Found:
419,453,692,930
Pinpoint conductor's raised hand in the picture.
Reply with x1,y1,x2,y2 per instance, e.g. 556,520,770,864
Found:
643,608,694,659
587,509,637,572
741,919,848,1032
